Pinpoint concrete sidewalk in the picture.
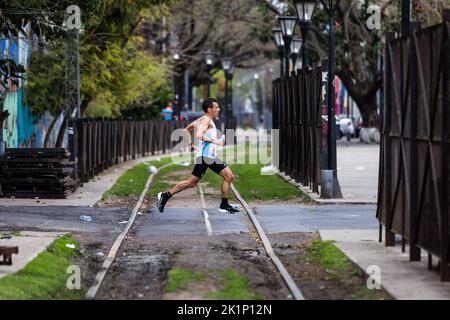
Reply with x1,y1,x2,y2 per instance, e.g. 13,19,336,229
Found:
319,229,450,300
0,231,65,279
280,140,379,204
0,153,169,207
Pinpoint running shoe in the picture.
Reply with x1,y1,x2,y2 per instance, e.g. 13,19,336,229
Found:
157,192,170,213
218,203,240,214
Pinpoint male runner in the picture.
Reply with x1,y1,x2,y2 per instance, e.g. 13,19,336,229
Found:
156,98,239,213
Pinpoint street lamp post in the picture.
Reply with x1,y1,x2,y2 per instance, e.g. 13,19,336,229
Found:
278,16,297,76
272,28,285,78
221,57,232,128
173,48,181,119
228,65,235,129
294,0,317,69
290,37,302,72
319,0,342,198
204,49,215,97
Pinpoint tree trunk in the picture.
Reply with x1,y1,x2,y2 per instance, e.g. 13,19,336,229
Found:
356,94,380,128
55,114,67,148
43,111,62,147
80,96,92,117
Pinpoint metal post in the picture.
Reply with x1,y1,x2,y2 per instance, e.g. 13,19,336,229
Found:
291,55,298,72
184,69,190,111
206,65,211,97
300,23,310,69
279,48,285,78
401,0,410,36
323,2,342,198
173,72,178,117
409,21,421,261
384,32,396,246
76,30,81,118
224,72,229,128
283,37,292,77
441,9,450,281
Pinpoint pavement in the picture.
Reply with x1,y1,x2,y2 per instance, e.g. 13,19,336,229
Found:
0,206,130,234
0,231,66,279
137,207,249,236
320,229,450,300
254,205,378,233
280,139,380,205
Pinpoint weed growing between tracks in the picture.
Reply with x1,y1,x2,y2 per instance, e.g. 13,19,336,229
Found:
0,235,84,300
166,267,205,292
165,267,264,300
205,269,263,300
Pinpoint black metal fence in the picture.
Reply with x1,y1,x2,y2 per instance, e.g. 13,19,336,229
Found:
377,16,450,281
71,119,189,184
273,66,323,192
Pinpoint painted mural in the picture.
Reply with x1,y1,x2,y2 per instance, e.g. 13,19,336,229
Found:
1,25,56,148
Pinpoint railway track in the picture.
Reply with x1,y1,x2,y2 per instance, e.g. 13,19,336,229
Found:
85,161,304,300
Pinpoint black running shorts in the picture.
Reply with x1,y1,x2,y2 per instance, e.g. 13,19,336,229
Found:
192,157,227,178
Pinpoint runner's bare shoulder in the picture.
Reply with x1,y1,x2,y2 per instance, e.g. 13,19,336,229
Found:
198,116,211,128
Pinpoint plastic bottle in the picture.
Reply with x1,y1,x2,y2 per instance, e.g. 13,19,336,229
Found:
80,215,92,222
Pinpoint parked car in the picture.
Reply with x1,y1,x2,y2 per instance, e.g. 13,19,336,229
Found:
336,116,355,141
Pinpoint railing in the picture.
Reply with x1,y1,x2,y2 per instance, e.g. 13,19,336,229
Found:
272,66,323,193
377,15,450,281
70,119,189,183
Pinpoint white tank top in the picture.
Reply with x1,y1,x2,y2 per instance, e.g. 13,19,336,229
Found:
195,117,217,159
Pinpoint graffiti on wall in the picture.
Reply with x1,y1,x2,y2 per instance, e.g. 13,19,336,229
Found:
1,25,57,148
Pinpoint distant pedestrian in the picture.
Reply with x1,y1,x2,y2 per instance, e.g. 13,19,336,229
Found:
161,102,174,121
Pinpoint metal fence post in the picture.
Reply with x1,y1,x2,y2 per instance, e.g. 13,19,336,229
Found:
409,21,421,261
384,32,396,246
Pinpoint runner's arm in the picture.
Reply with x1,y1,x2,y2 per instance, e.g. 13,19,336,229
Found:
183,121,196,133
195,118,223,146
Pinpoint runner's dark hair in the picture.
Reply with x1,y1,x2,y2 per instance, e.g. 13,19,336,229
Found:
202,98,218,113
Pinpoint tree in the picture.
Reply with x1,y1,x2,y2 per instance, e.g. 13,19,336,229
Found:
258,0,448,128
21,0,174,146
165,0,275,94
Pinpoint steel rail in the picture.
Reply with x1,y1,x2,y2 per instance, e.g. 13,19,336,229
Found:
231,183,305,300
85,162,173,299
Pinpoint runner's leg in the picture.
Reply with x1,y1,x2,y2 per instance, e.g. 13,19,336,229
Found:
219,167,234,198
169,175,200,195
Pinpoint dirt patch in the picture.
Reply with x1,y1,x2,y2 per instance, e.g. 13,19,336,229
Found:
69,231,121,296
267,232,392,300
93,230,290,300
97,196,138,209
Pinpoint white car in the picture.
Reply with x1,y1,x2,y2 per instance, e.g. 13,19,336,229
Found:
336,117,355,140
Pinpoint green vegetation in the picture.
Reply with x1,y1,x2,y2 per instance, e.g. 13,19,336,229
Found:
0,235,83,300
102,163,150,199
165,267,262,300
307,240,353,275
166,267,205,292
100,156,194,201
205,270,262,300
230,163,311,203
306,240,392,300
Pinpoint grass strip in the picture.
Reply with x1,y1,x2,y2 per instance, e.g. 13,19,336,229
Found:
205,269,263,300
0,235,83,300
166,267,205,292
306,240,392,300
